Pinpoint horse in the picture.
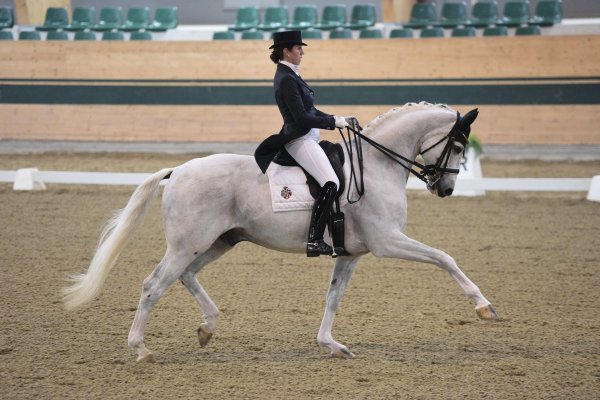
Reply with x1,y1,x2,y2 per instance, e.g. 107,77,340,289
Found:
62,102,499,362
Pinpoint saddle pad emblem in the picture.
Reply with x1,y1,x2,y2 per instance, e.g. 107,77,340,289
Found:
281,186,292,199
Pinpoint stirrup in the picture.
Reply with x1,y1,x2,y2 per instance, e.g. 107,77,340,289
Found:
306,239,333,257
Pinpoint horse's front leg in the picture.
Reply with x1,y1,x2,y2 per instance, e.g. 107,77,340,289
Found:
370,232,499,320
317,256,362,358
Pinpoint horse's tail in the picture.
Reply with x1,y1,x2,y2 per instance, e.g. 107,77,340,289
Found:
62,167,175,311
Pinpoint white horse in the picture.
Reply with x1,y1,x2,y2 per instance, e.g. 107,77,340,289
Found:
63,102,499,362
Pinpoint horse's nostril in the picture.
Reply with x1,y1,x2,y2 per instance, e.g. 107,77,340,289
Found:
444,188,454,197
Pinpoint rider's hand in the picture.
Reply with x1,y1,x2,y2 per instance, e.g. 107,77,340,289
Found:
345,116,361,130
334,115,349,129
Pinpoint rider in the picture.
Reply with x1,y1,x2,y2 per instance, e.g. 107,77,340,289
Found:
254,30,354,257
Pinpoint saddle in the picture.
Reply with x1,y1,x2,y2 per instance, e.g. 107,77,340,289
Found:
273,140,346,199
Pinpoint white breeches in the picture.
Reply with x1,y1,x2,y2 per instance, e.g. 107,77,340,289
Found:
285,131,339,188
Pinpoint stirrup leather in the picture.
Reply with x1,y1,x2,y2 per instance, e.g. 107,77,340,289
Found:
329,210,349,257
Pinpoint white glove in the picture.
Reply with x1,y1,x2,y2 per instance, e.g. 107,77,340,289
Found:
334,115,348,129
345,116,359,129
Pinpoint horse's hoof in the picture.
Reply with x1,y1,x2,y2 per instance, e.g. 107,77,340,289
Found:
197,325,213,348
476,304,500,321
331,347,355,359
136,352,154,363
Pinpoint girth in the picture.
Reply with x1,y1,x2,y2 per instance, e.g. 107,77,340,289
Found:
273,140,346,199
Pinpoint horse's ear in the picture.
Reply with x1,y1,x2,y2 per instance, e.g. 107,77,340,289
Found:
460,108,479,128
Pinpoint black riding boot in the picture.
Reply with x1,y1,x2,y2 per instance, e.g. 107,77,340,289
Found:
306,181,337,257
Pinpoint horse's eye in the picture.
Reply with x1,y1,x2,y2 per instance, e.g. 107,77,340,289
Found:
453,145,463,154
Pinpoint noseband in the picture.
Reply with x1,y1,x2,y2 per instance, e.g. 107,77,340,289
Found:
339,111,468,203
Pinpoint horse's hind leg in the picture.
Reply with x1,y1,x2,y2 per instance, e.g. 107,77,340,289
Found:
127,248,197,362
179,240,232,348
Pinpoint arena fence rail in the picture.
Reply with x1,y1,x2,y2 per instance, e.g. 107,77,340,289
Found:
1,168,599,202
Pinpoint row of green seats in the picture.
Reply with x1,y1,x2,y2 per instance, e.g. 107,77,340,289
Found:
0,31,153,40
214,29,351,41
34,6,177,32
404,0,562,29
212,25,541,41
392,25,542,38
0,6,14,29
229,4,376,32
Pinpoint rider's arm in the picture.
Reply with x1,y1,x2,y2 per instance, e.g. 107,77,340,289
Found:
280,76,335,130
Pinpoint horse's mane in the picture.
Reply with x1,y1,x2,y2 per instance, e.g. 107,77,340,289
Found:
362,102,454,135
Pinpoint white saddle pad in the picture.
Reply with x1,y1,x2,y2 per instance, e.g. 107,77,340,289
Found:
267,165,315,212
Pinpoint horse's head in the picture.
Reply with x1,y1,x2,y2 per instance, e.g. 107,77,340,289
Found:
419,108,479,197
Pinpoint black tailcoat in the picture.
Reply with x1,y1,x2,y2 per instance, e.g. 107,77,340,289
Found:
254,63,335,173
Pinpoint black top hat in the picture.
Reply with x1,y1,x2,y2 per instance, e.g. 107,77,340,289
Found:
269,30,307,49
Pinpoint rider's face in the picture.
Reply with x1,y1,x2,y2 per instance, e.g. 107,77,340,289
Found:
284,45,304,65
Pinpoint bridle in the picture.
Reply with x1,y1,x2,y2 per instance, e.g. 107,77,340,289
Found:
338,111,469,203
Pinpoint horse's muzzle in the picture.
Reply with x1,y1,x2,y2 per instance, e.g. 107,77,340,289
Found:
440,187,454,197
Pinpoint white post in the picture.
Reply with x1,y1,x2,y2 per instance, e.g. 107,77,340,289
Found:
587,176,600,202
13,168,46,191
454,147,485,197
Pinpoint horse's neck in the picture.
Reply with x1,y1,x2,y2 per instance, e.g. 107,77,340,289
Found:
360,111,434,184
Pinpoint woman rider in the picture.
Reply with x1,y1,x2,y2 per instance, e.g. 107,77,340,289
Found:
254,30,355,257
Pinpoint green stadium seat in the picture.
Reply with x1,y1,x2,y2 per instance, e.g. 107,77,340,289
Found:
74,31,96,40
389,27,413,38
241,30,264,40
130,31,152,40
0,7,14,29
329,28,353,39
0,30,14,40
345,4,376,30
358,27,382,39
466,0,500,28
515,25,541,35
148,7,178,31
403,2,437,29
46,30,69,40
451,26,476,37
302,28,323,39
19,31,41,40
102,31,124,40
36,7,69,31
482,26,508,36
316,4,346,30
66,7,96,31
229,6,260,31
420,27,445,38
287,5,318,29
95,7,123,32
497,0,530,27
435,1,469,28
122,7,150,32
213,31,235,40
529,0,562,27
257,6,288,31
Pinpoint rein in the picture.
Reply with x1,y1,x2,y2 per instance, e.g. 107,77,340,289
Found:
338,112,467,204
